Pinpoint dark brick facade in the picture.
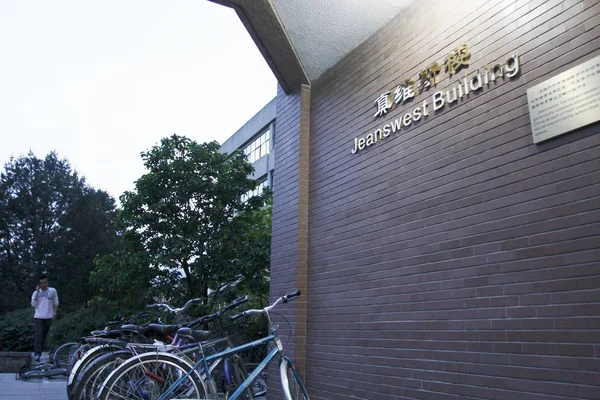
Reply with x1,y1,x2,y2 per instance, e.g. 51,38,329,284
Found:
270,83,311,398
271,0,600,398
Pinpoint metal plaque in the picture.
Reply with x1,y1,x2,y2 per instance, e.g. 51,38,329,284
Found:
527,55,600,144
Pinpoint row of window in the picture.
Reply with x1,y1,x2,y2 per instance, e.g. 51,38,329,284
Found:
243,128,271,164
241,178,269,203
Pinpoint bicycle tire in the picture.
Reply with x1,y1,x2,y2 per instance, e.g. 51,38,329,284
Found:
51,341,79,368
19,365,68,380
71,349,133,400
67,344,123,399
280,357,310,400
98,352,207,400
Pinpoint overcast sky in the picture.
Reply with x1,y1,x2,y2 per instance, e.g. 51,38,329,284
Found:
0,0,277,200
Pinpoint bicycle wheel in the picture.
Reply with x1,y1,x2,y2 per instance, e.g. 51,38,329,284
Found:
68,344,123,399
51,341,79,368
280,357,309,400
19,364,68,380
98,352,207,400
71,350,133,400
227,355,253,400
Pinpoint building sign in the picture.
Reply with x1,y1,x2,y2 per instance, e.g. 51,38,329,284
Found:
353,44,520,154
526,55,600,144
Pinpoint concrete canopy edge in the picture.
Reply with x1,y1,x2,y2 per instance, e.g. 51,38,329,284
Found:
209,0,309,94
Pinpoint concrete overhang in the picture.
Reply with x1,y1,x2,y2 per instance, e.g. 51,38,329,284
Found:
210,0,417,94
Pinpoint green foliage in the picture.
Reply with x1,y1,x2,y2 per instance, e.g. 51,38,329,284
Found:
46,306,115,348
54,189,120,306
0,152,120,312
0,306,132,351
210,199,272,302
90,250,168,312
0,141,273,352
117,135,271,302
0,308,34,351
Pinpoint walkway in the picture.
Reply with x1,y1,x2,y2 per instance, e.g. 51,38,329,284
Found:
0,373,67,400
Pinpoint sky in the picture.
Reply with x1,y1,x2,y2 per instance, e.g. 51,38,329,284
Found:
0,0,277,200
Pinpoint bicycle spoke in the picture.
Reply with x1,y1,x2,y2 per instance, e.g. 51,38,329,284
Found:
101,356,205,400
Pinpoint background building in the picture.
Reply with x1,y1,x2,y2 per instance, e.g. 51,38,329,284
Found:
220,98,276,199
216,1,600,399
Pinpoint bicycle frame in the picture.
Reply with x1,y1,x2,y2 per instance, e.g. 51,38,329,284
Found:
69,325,193,387
101,291,308,400
19,360,68,380
228,342,280,399
107,335,234,398
159,330,282,400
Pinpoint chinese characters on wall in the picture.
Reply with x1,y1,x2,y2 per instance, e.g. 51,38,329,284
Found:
374,44,471,119
352,44,521,154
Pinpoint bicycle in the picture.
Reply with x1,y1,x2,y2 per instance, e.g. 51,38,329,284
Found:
97,290,309,400
17,341,79,380
51,340,80,368
67,312,163,398
68,303,211,398
71,296,251,400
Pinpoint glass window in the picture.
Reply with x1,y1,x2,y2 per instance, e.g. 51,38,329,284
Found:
243,128,270,164
241,177,268,204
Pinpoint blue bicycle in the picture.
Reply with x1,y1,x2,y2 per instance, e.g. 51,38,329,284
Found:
71,296,251,400
97,290,310,399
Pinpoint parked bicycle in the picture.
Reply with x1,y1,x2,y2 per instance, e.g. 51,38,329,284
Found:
67,311,165,398
97,290,309,400
70,295,252,400
18,341,79,380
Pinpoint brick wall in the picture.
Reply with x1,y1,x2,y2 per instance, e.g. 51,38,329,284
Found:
302,0,600,398
270,83,311,397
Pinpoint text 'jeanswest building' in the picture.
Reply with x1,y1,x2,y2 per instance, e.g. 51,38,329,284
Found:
215,0,600,398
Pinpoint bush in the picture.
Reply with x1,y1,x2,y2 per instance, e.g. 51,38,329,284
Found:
0,306,124,351
47,306,115,348
0,308,35,351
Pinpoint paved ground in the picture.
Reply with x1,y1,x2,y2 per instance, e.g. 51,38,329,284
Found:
0,352,66,399
0,353,266,400
0,373,67,400
1,373,266,400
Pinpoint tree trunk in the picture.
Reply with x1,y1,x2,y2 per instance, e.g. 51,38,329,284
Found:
181,259,194,298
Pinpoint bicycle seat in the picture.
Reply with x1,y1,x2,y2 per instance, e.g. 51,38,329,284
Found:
145,324,180,337
120,324,143,334
176,327,211,342
91,329,122,338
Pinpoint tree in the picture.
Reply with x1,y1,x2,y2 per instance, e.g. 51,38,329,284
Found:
211,200,272,303
90,248,159,311
53,188,120,306
118,134,270,302
89,220,177,312
0,152,119,312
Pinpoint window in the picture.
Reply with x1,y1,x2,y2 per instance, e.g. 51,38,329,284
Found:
243,128,270,163
241,178,268,203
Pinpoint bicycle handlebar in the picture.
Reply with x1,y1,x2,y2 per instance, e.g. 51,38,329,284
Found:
146,298,203,314
230,290,301,321
223,295,250,313
185,295,250,327
282,290,301,303
104,312,149,329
